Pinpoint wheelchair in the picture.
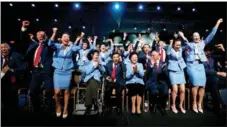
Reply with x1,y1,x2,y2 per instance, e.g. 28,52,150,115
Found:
72,75,106,116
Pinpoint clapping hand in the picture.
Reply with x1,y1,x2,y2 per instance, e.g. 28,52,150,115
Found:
52,27,58,33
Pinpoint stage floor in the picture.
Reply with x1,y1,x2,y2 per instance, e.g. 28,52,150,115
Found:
2,109,226,126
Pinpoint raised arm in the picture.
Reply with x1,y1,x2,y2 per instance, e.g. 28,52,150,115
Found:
48,27,61,49
178,31,189,46
106,39,114,55
204,18,223,45
167,40,173,55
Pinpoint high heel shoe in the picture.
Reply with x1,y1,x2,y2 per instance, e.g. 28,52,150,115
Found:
179,106,186,114
62,114,68,119
171,105,178,114
56,112,62,117
192,104,198,113
198,105,203,114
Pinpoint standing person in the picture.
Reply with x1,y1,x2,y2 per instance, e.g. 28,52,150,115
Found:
167,39,187,114
104,52,126,116
99,39,114,66
48,28,80,118
24,25,55,116
126,52,145,116
1,42,26,113
146,51,169,115
178,18,223,113
82,50,105,115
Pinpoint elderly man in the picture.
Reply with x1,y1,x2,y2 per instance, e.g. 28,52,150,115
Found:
1,42,26,113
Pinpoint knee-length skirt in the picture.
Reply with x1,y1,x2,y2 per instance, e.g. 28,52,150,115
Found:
169,70,186,85
54,69,72,89
186,62,206,87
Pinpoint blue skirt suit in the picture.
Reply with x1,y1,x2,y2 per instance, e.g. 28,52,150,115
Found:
167,46,186,85
184,27,217,87
48,40,80,89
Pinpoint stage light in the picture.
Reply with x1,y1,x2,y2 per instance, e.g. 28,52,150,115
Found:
163,28,166,31
114,3,120,10
54,19,58,22
74,3,80,9
9,3,13,7
82,26,86,29
134,27,137,30
138,4,143,10
192,8,196,12
68,26,72,29
177,7,181,11
36,18,39,22
220,30,223,32
157,6,161,11
55,4,59,8
18,18,21,21
31,3,35,7
206,29,209,32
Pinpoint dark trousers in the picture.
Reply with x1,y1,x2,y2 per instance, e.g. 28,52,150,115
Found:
2,77,18,113
104,82,123,109
148,82,169,107
29,69,53,112
206,74,223,109
85,78,100,108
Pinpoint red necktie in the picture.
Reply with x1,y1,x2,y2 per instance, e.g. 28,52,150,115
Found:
160,48,164,62
33,44,43,67
155,63,159,73
111,64,117,80
11,76,16,84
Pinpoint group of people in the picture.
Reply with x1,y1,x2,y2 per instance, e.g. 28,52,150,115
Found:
1,18,226,119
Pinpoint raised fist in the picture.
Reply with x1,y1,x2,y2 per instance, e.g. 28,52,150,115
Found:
123,32,127,37
81,32,85,37
52,27,58,33
217,18,223,24
178,31,184,37
28,33,34,40
22,20,30,28
94,36,98,40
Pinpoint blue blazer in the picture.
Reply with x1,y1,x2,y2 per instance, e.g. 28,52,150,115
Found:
48,40,80,71
77,42,96,66
184,27,217,62
105,61,126,86
126,62,145,85
167,46,186,72
138,51,152,66
146,61,169,88
82,61,105,83
204,56,217,76
25,41,54,74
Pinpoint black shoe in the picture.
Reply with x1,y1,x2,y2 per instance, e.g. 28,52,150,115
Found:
161,107,168,116
131,112,136,116
137,113,142,117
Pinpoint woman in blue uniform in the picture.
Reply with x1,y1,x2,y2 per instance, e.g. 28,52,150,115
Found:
48,28,80,118
179,18,223,113
126,52,145,116
167,39,187,114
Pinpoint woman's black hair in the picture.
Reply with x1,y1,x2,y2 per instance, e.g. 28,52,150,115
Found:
129,52,138,60
112,52,120,58
87,50,99,61
142,44,150,52
172,39,182,47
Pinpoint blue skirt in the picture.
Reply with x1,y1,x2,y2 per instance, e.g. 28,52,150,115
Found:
169,70,186,85
54,69,72,89
186,62,206,87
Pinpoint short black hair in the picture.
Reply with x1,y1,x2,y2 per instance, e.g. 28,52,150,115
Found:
87,50,99,61
112,52,120,58
129,52,138,60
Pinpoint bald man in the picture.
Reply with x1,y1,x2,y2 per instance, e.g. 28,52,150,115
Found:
146,51,169,115
1,42,26,113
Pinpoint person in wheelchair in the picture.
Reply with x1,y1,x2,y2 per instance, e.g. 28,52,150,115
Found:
82,50,105,115
146,51,169,115
104,52,126,116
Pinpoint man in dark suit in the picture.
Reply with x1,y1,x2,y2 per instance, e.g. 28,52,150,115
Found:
104,52,126,115
146,51,169,115
23,26,55,115
1,42,26,113
204,45,226,116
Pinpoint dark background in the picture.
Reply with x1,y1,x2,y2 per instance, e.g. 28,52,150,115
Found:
1,2,226,46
